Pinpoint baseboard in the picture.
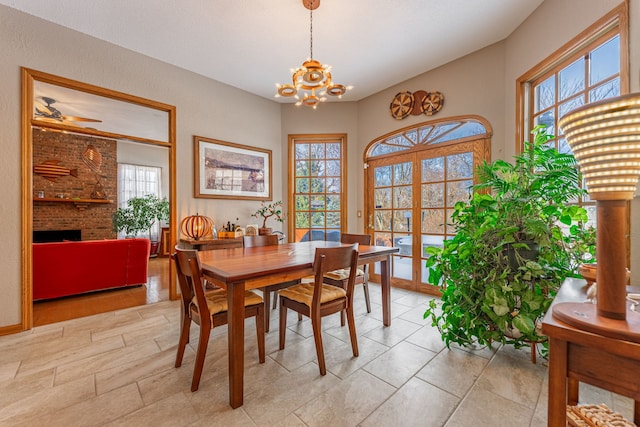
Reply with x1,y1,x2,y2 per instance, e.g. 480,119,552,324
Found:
0,323,25,336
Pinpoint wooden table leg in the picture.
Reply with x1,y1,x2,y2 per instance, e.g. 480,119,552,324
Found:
547,337,568,427
228,280,246,408
634,400,639,426
380,255,391,327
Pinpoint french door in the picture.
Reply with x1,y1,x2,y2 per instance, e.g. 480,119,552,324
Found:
366,138,489,294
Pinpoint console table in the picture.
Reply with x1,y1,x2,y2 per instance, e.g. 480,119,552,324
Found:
179,237,243,251
541,278,640,426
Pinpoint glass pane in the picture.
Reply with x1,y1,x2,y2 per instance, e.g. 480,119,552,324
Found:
311,178,325,193
295,178,309,193
590,36,619,85
295,143,309,160
326,178,340,193
375,166,392,187
326,160,340,176
374,232,392,247
557,138,572,154
534,110,555,137
585,205,597,228
559,96,585,121
393,210,412,232
311,143,325,159
371,144,407,156
325,143,340,159
421,183,444,208
394,163,412,185
447,180,472,206
374,210,392,231
445,208,456,235
435,122,488,143
559,57,585,101
418,125,434,143
421,209,444,234
310,195,325,210
422,234,444,258
393,255,412,280
393,235,412,256
393,186,412,209
589,78,619,102
326,211,340,227
296,160,309,176
374,188,392,209
326,194,340,210
535,75,555,112
446,152,473,180
295,212,309,228
311,160,325,176
311,212,325,227
295,195,309,211
405,129,418,144
422,157,444,182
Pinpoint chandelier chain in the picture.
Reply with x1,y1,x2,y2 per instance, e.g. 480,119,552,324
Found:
309,6,313,60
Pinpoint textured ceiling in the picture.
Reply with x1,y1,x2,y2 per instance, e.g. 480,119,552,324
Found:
1,0,543,103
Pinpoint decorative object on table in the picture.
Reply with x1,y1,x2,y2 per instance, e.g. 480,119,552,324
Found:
112,194,170,256
180,213,214,240
566,403,636,427
251,200,286,235
193,136,271,200
424,126,596,358
390,90,444,119
245,225,259,236
33,159,78,181
555,93,640,329
275,0,349,109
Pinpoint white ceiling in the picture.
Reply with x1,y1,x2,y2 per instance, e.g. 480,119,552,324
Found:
2,0,543,103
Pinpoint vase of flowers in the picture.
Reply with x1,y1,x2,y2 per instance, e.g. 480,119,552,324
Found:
252,201,286,235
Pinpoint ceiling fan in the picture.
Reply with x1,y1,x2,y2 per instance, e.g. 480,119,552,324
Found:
34,96,102,125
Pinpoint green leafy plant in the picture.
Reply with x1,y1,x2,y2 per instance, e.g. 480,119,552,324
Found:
424,126,595,353
112,194,169,239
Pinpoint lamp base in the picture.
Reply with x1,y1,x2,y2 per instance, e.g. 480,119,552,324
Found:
552,302,640,344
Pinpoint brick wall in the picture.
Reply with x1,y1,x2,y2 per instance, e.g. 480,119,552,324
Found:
33,129,117,240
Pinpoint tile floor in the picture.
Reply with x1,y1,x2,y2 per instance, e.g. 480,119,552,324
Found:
1,283,634,426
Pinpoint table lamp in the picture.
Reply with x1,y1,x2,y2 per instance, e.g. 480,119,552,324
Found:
180,213,214,240
554,93,640,339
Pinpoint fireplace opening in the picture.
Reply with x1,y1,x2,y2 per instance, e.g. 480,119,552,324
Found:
33,230,82,243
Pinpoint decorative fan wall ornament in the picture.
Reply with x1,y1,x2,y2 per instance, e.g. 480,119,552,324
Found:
389,90,444,119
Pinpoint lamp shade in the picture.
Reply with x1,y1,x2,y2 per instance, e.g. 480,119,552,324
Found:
180,214,213,240
558,93,640,200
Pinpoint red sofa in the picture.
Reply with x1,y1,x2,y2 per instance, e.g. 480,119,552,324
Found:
33,238,150,300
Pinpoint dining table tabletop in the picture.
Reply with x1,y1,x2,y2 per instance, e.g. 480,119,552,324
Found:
197,240,399,408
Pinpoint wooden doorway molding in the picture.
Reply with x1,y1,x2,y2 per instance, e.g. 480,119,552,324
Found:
20,68,177,332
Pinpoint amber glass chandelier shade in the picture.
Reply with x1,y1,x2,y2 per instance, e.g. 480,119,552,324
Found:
558,93,640,200
180,214,214,240
275,0,349,108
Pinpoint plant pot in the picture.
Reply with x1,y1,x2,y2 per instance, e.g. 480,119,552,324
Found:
505,240,539,269
150,241,160,257
258,227,272,236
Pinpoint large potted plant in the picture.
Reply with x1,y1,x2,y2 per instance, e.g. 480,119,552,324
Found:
424,126,595,355
112,194,169,255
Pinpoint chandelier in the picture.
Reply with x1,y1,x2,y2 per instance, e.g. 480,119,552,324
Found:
276,0,349,108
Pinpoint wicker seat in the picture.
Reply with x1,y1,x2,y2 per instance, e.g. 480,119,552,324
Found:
323,233,372,325
172,247,265,392
279,244,359,375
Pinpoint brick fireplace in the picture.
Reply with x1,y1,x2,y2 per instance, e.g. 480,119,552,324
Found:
32,129,117,241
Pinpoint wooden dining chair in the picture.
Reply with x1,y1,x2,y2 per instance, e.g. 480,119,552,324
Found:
243,234,300,332
172,247,265,392
278,244,359,376
323,233,372,326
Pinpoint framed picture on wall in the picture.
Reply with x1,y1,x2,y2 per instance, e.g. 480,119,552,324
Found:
193,136,272,200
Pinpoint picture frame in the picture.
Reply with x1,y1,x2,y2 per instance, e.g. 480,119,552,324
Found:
194,136,272,200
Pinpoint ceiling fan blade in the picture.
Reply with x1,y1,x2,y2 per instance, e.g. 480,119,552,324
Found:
63,115,102,123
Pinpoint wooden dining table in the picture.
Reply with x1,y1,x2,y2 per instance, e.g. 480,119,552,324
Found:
197,240,399,408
